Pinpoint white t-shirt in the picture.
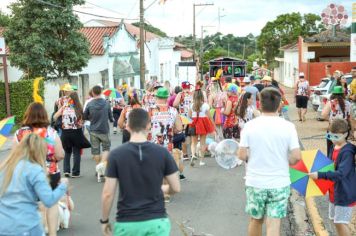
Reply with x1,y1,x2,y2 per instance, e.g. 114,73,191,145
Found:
190,103,210,118
239,116,300,189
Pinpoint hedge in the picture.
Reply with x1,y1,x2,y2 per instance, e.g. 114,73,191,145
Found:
0,79,44,124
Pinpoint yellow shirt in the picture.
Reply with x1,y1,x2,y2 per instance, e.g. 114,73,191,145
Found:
351,78,356,96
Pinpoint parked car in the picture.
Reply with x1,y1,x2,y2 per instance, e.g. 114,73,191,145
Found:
310,78,336,111
315,74,354,121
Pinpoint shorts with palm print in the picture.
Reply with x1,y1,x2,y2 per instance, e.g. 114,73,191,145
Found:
245,186,290,219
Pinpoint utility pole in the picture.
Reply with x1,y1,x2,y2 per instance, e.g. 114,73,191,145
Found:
2,56,10,116
192,3,214,62
139,0,145,89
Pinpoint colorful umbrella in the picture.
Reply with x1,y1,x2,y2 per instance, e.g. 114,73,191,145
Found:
180,114,193,125
0,116,15,149
290,149,334,198
103,88,122,99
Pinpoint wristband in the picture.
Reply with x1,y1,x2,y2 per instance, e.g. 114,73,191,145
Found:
100,219,109,224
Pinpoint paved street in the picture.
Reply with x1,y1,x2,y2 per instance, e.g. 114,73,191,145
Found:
1,86,356,236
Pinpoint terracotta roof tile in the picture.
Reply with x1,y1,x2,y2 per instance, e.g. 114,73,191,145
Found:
304,29,350,43
280,42,298,51
80,26,118,55
124,23,159,42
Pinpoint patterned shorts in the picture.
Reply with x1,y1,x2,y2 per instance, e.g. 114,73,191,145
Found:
329,203,354,224
245,186,290,219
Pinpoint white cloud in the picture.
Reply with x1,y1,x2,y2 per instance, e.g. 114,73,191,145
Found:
1,0,355,37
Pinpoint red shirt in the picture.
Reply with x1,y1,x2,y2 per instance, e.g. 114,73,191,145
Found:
329,147,356,206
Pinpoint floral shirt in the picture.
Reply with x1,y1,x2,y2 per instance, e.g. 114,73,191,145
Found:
296,80,309,97
148,104,177,152
15,126,59,174
142,93,156,109
178,91,193,116
224,95,239,128
57,96,82,130
329,99,351,121
122,104,141,128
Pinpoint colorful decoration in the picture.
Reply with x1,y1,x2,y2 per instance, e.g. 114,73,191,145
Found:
180,114,193,125
216,68,223,79
103,88,122,99
321,4,348,27
33,77,44,104
290,150,334,198
0,116,15,149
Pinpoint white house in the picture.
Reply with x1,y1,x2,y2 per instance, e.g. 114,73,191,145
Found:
274,42,299,88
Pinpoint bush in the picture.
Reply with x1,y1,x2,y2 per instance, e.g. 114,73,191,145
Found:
0,79,44,124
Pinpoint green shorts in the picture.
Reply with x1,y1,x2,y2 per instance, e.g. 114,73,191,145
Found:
245,186,290,219
114,218,171,236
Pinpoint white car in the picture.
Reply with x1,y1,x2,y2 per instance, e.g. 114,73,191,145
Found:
310,78,336,111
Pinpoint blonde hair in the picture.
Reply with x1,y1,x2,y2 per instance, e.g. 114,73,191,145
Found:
0,133,47,195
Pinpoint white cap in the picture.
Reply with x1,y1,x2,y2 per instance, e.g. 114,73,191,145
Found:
299,72,305,78
97,83,104,88
243,77,251,83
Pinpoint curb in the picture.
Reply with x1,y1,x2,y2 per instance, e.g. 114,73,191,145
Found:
288,190,313,236
305,197,329,236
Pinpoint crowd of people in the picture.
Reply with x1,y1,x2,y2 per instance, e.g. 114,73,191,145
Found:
0,68,355,236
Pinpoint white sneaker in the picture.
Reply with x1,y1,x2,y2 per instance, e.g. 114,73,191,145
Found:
237,159,243,166
199,161,206,166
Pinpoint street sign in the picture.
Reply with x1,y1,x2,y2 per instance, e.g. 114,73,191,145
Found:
0,37,5,55
304,51,315,60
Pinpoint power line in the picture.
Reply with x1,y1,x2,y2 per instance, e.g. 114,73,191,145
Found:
127,0,139,18
86,1,125,16
34,0,138,21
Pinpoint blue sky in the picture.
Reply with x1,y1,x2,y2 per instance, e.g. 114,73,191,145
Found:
1,0,354,37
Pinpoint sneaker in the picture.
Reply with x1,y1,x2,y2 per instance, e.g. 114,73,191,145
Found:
113,130,117,134
199,161,206,166
179,174,187,180
164,196,170,203
71,174,81,178
64,173,70,178
182,155,190,161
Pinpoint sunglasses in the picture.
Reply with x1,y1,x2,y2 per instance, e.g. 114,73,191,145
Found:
325,132,347,141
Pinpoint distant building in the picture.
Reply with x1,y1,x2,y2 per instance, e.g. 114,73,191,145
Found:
275,42,299,88
298,29,356,86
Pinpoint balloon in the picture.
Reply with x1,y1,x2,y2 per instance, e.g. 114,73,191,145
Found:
215,139,241,169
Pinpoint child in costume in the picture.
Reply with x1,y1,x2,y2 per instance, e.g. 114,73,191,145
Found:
309,119,356,236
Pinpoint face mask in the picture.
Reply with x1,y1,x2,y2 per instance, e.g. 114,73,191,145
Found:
325,132,347,141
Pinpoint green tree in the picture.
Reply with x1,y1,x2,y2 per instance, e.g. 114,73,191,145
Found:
5,0,90,78
132,22,167,37
0,11,10,27
258,13,324,67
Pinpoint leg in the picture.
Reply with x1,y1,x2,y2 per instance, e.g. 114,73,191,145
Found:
301,108,307,122
72,146,81,176
266,218,281,236
190,135,198,166
101,133,111,162
199,135,207,165
335,223,351,236
63,148,72,175
90,132,101,164
46,204,59,236
265,186,290,236
248,218,263,236
297,108,302,121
